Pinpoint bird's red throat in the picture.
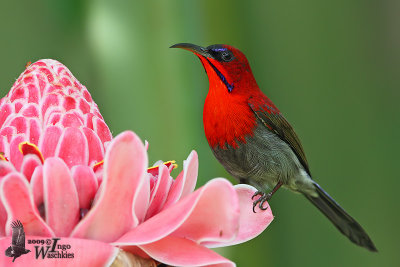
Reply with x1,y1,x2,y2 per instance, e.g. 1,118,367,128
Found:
200,58,258,149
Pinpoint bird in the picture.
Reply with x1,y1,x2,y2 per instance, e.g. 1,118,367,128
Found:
5,220,31,262
171,43,377,252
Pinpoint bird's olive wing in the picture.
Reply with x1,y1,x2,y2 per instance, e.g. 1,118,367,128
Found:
248,99,311,176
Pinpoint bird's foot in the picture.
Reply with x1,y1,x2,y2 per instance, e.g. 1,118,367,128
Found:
252,191,271,213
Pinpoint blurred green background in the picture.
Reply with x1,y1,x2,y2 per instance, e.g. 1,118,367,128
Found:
1,0,399,266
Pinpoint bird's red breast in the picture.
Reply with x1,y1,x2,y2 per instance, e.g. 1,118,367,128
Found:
199,50,279,149
203,80,257,149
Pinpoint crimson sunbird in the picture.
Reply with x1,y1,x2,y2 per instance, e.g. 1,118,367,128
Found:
171,43,377,252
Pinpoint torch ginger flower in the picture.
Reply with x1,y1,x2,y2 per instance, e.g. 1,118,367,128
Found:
0,59,273,266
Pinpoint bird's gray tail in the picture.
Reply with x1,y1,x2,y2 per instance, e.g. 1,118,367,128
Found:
305,182,377,252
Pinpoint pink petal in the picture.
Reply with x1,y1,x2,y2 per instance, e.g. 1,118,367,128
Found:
205,184,274,248
21,104,39,118
0,162,13,236
9,135,25,170
163,151,198,209
14,102,25,113
61,112,85,128
46,109,62,125
171,178,240,244
0,136,9,159
9,116,28,135
79,98,91,114
71,165,98,209
43,158,79,236
145,165,172,219
0,236,119,266
20,154,42,182
85,113,94,129
139,235,234,267
28,118,41,145
71,131,147,242
93,117,112,144
179,151,198,198
132,174,150,225
41,93,59,118
63,95,77,111
0,202,5,236
30,166,43,207
0,103,12,129
0,173,54,236
0,126,15,144
27,83,39,104
82,127,104,166
55,127,88,168
0,161,15,178
114,178,239,246
39,126,62,158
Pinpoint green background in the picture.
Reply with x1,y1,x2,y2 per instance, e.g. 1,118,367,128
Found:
1,1,399,266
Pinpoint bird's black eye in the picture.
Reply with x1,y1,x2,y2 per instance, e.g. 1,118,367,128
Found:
221,51,233,62
207,45,235,62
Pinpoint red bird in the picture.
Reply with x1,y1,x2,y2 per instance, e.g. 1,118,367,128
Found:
171,43,377,252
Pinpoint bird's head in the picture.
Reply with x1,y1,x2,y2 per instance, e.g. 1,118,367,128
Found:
171,43,258,95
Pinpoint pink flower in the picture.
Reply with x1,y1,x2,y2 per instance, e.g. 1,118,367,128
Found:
0,60,273,266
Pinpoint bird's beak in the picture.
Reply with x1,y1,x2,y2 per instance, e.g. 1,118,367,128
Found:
170,43,213,59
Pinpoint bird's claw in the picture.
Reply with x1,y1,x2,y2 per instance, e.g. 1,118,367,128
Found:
252,192,271,213
251,191,264,200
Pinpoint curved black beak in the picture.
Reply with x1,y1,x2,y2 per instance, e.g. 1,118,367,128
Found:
170,43,213,59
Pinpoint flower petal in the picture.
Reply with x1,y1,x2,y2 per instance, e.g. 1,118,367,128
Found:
93,117,112,144
39,125,62,159
20,154,42,182
55,128,88,168
71,131,147,242
0,173,54,236
163,150,198,209
30,166,43,207
0,127,15,144
0,163,15,237
71,166,98,209
0,236,119,266
114,178,239,246
0,136,9,159
139,235,235,267
0,161,15,178
205,184,274,248
0,202,5,237
9,135,25,170
145,165,172,219
171,178,240,244
0,103,12,129
28,118,41,145
9,116,28,135
82,127,104,166
132,173,150,225
43,158,79,236
61,111,85,128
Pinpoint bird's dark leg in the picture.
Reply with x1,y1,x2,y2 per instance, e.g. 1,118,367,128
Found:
252,181,283,213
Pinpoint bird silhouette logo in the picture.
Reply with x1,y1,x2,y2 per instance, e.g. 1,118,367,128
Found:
5,220,31,262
